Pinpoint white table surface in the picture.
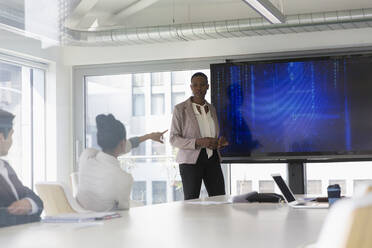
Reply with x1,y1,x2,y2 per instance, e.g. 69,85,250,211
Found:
0,196,328,248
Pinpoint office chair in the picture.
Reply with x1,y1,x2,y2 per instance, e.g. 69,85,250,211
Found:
365,185,372,194
35,182,89,216
70,172,144,208
70,172,79,198
344,202,372,248
314,190,372,248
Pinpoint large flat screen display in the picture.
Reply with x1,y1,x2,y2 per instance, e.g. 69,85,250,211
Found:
211,55,372,162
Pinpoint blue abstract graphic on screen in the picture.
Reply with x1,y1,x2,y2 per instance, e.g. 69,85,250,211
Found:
211,57,372,158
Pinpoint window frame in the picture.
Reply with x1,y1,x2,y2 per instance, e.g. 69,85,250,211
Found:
73,58,226,169
73,59,230,200
0,54,47,189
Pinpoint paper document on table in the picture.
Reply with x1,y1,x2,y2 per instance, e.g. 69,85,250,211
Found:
42,212,121,223
186,200,231,205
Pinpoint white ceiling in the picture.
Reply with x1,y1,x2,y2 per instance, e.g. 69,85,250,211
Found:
66,0,372,29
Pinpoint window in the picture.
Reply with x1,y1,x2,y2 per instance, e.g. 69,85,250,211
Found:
307,180,322,195
307,162,372,196
151,93,165,115
259,180,275,193
172,180,183,201
151,72,165,86
152,141,165,155
230,164,287,195
200,183,209,198
133,94,145,116
131,142,146,156
171,92,185,111
132,181,147,205
353,179,372,193
133,74,145,87
84,69,210,205
152,181,167,204
0,60,45,188
172,71,189,85
236,180,252,194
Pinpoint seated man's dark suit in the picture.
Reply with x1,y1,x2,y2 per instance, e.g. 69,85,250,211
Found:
0,160,43,227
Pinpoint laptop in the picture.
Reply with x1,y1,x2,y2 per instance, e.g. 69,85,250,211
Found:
271,173,329,209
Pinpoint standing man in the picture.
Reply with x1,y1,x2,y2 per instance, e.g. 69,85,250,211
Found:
170,72,228,200
0,109,43,227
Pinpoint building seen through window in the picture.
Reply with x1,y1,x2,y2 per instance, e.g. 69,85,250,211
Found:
133,94,145,116
307,180,322,195
236,180,252,194
0,61,45,189
172,181,184,201
132,181,147,205
151,94,164,115
85,70,209,205
259,180,275,193
152,181,167,204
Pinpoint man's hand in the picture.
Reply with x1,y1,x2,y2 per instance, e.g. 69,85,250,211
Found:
218,136,229,149
7,199,32,215
196,137,218,149
148,130,168,143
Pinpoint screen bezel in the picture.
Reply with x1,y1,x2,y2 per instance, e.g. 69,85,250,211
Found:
211,54,372,163
271,174,296,203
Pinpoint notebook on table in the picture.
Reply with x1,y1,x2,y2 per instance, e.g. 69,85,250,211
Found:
42,212,121,223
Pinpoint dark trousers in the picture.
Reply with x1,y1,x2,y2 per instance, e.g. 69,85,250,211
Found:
179,149,226,200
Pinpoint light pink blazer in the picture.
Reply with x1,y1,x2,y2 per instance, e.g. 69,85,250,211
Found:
170,97,220,164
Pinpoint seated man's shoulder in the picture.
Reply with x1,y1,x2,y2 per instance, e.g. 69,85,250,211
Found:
1,160,15,174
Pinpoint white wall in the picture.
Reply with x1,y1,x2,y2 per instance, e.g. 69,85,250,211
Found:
0,29,73,186
63,27,372,66
45,52,72,186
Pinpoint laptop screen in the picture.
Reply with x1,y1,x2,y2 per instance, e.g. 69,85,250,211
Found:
272,175,296,203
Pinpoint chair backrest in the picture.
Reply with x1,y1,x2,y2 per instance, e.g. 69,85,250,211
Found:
365,185,372,194
35,182,77,216
344,204,372,248
70,172,79,198
315,190,372,248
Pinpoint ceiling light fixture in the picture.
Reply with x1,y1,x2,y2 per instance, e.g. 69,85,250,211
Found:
242,0,285,24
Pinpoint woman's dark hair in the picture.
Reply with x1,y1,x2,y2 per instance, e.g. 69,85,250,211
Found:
0,109,15,139
191,72,208,82
96,114,126,151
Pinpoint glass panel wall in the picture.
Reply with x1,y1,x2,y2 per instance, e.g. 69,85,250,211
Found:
85,70,210,205
230,164,288,195
231,162,372,197
0,60,45,188
306,162,372,196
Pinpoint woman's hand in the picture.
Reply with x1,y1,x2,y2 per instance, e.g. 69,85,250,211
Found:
218,136,229,149
147,130,168,143
196,137,218,149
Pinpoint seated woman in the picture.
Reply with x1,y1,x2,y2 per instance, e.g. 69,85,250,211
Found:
76,114,165,212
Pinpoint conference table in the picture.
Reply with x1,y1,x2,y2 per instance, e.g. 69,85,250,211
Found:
0,196,328,248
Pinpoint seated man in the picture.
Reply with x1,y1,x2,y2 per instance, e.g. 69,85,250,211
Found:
0,109,43,227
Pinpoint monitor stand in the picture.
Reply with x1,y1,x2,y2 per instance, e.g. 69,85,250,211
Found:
287,162,306,194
